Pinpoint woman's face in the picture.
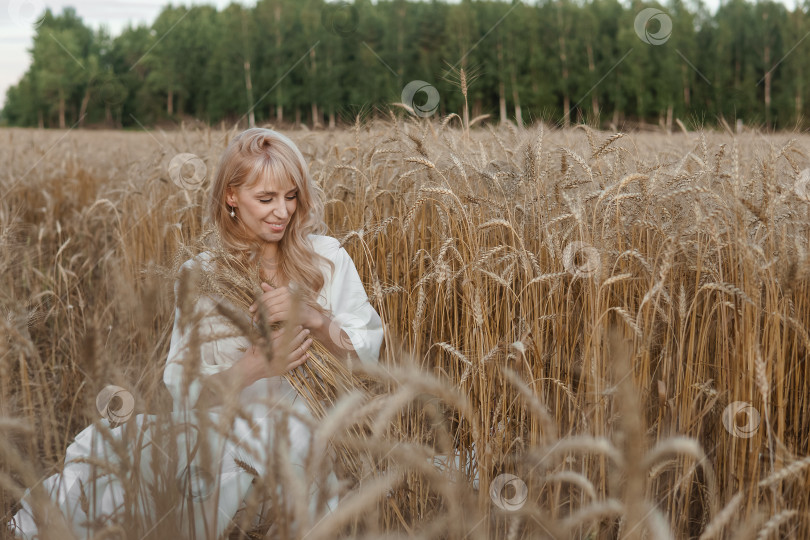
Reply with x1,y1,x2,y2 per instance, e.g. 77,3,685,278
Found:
226,173,299,245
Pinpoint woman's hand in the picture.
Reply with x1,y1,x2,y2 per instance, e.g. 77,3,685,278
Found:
249,282,324,330
234,325,313,387
248,283,359,362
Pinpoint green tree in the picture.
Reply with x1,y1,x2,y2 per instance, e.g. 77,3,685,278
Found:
28,7,93,128
6,0,810,130
205,4,256,124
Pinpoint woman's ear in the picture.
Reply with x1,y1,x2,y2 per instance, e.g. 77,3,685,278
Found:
225,187,236,207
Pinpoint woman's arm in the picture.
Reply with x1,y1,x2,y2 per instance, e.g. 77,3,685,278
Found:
164,289,235,409
250,281,359,360
246,239,384,364
194,325,313,408
316,244,384,364
192,360,249,409
164,259,313,410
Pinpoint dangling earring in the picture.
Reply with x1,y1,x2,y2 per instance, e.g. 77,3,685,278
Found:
229,206,236,218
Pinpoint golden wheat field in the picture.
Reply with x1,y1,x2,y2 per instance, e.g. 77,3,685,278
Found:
1,120,809,540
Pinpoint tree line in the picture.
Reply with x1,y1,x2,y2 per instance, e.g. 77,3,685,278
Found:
3,0,808,131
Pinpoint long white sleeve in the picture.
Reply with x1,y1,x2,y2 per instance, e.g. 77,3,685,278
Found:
319,237,384,365
163,256,248,410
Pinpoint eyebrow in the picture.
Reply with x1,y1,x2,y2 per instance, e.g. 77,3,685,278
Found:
255,187,298,196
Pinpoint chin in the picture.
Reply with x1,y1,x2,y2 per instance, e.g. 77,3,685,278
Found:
257,231,285,242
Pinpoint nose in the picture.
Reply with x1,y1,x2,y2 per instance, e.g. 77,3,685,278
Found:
272,199,288,219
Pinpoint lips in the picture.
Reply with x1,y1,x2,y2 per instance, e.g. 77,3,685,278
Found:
265,222,286,231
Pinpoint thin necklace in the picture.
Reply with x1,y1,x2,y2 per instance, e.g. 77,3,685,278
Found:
261,265,279,287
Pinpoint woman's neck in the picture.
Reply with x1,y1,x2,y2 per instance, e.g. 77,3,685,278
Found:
259,243,285,285
260,265,287,287
260,243,279,266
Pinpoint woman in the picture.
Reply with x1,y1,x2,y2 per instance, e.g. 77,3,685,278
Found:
11,128,384,538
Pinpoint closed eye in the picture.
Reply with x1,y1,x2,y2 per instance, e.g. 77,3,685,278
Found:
258,192,298,203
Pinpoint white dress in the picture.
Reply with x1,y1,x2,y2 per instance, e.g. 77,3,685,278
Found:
11,234,384,539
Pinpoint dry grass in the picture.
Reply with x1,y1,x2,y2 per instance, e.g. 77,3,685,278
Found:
1,120,809,539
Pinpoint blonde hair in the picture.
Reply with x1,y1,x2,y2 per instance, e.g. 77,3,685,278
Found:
207,128,333,314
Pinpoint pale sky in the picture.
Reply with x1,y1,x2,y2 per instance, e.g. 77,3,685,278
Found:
0,0,798,109
0,0,240,105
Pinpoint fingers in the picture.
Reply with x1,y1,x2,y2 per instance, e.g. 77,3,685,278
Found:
285,328,312,357
262,309,306,327
282,329,310,359
266,309,294,326
250,288,281,308
286,337,312,371
251,304,288,324
287,356,308,372
265,324,312,374
269,326,309,350
289,327,310,347
250,292,292,322
259,286,287,303
250,289,283,312
270,324,302,340
250,296,285,315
